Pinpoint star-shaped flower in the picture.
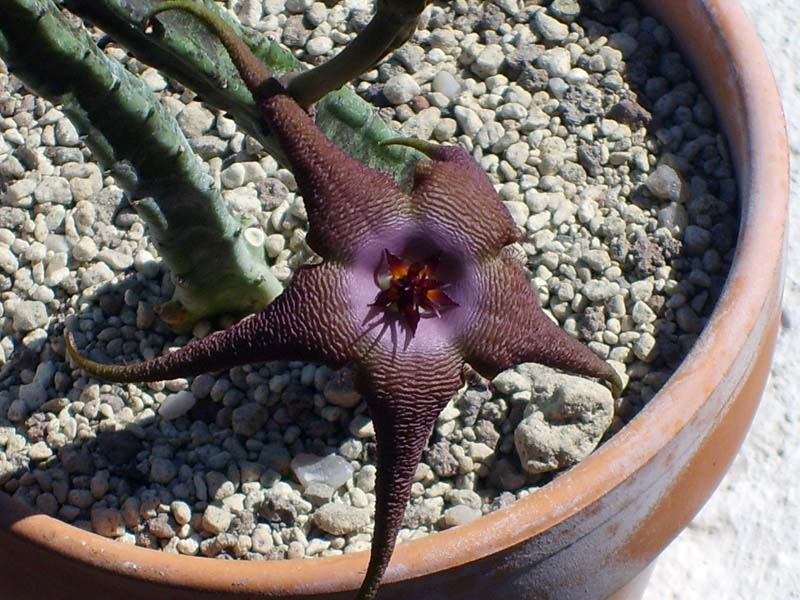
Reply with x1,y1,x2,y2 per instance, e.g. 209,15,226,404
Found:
67,5,622,599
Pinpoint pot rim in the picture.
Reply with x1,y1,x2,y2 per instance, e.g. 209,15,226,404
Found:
1,0,789,595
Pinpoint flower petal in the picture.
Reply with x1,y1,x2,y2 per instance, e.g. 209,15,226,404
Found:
409,144,519,259
67,262,360,382
458,254,622,395
355,347,463,600
258,84,413,262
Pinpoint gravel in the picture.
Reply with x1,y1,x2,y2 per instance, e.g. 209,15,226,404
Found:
0,0,739,564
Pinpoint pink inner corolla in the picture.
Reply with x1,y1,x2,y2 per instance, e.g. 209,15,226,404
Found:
350,222,479,353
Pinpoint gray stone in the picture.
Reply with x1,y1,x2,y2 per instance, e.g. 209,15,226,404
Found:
141,68,167,91
432,70,461,100
0,155,25,179
306,36,334,57
285,0,312,12
290,453,353,489
400,107,442,140
383,74,420,105
505,142,530,169
258,442,291,475
676,305,703,333
356,465,377,493
159,390,196,420
323,370,362,408
282,15,311,48
221,163,246,189
190,135,228,159
453,106,482,137
403,497,444,528
232,403,268,436
442,505,482,528
537,47,571,78
170,501,192,526
12,300,48,333
582,280,614,302
201,505,232,534
55,119,80,146
150,457,178,484
313,502,370,536
237,0,263,26
34,176,72,205
348,414,375,439
645,164,684,201
304,482,334,505
582,249,612,272
631,300,657,324
251,525,274,554
633,332,658,362
17,382,47,408
176,537,200,556
533,10,570,43
28,441,53,461
503,200,530,227
206,471,236,501
4,178,37,206
497,103,528,122
97,248,133,271
0,246,18,274
658,202,689,233
177,103,215,138
684,225,712,256
549,0,581,22
608,32,639,58
79,262,115,288
71,236,98,262
514,365,614,474
493,369,532,394
471,45,505,79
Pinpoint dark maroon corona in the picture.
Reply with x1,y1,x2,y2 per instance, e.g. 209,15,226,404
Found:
370,250,457,334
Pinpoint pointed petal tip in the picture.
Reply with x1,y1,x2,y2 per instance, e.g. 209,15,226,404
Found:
355,578,380,600
64,330,80,366
64,331,108,381
64,330,149,384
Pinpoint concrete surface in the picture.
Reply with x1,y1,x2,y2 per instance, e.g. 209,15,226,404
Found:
644,1,800,599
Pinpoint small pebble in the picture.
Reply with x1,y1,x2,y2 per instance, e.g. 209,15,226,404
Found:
313,503,370,536
291,453,354,490
383,74,421,105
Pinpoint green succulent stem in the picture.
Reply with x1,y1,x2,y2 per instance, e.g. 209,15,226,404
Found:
0,0,283,330
287,0,430,108
63,0,424,183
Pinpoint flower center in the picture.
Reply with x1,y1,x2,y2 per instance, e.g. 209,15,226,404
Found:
370,249,458,335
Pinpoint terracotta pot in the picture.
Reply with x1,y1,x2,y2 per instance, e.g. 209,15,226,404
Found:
0,0,788,598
